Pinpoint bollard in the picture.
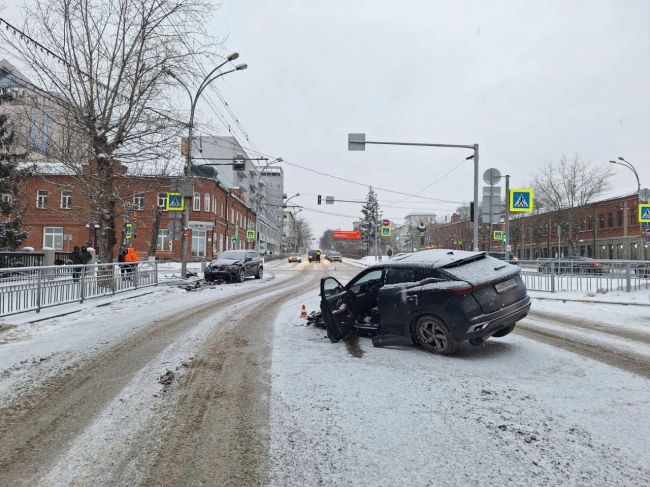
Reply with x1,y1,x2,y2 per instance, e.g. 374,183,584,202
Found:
550,264,556,293
36,267,42,312
80,266,86,303
625,262,631,292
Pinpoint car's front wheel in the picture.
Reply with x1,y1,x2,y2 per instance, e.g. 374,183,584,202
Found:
413,315,458,355
255,265,263,279
237,268,245,283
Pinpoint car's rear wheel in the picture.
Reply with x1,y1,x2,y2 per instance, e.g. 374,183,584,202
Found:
413,315,458,355
492,324,515,338
255,265,263,279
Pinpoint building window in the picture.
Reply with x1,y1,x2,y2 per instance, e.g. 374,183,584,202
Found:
191,229,206,257
43,227,63,249
133,192,145,210
60,190,72,209
193,192,200,211
1,193,12,204
29,107,39,147
607,212,613,228
616,209,623,228
37,189,49,208
587,216,594,231
204,193,210,213
157,229,170,251
599,213,605,229
157,192,167,208
213,197,217,214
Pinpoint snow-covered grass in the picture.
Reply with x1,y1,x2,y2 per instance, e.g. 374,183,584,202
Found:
269,291,650,487
529,287,650,305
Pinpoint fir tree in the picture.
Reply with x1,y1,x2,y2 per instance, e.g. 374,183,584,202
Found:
359,186,381,255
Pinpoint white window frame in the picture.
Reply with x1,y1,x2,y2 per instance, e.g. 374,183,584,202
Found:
157,229,171,251
191,229,207,257
60,190,72,209
193,192,200,211
43,226,63,250
133,192,145,210
204,193,210,213
157,192,168,209
37,189,48,209
213,196,217,214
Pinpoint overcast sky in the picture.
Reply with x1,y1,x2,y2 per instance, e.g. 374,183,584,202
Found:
3,0,650,239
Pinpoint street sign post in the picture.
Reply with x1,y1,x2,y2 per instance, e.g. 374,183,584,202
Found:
639,188,650,202
125,223,133,240
380,225,391,237
348,133,366,151
246,229,256,241
166,192,184,211
325,196,335,204
639,204,650,223
483,168,502,186
493,230,503,240
510,188,534,212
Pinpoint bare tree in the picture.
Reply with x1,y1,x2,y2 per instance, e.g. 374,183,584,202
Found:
294,217,313,253
2,0,217,261
532,155,613,255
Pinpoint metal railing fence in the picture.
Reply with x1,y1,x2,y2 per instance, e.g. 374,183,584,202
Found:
516,258,650,293
0,261,158,316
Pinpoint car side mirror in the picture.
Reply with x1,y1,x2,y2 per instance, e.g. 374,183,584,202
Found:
244,257,252,262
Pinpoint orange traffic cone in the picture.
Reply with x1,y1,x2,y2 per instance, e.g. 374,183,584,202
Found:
300,304,308,319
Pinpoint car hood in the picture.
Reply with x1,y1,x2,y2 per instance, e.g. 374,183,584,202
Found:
209,258,242,266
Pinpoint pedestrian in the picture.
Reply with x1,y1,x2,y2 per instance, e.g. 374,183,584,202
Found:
70,245,83,282
387,246,393,258
81,246,92,265
124,247,139,280
118,247,127,279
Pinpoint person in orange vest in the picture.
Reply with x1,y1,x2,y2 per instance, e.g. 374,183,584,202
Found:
124,247,139,279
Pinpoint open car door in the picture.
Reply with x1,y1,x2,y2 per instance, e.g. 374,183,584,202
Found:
320,277,354,342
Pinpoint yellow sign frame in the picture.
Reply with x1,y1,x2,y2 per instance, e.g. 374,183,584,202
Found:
639,204,650,223
380,225,392,237
246,229,256,241
493,230,503,240
509,188,534,213
166,192,184,212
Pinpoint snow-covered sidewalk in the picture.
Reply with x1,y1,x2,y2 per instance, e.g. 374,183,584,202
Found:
269,291,650,487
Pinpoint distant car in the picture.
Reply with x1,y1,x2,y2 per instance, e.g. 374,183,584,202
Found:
308,249,321,263
537,256,608,275
204,250,263,283
320,249,530,355
326,251,342,262
488,251,519,263
288,252,302,263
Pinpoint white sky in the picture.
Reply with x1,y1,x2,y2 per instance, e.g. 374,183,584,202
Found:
3,0,650,238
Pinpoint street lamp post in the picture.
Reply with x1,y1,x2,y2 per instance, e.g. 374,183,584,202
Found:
168,53,247,277
610,157,643,259
348,134,480,251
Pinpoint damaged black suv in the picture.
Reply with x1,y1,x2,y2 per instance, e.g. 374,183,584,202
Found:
319,249,530,355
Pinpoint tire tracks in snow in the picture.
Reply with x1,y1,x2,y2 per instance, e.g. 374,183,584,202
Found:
0,272,299,487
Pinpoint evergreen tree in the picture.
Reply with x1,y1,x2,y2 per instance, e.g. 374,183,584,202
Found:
359,186,381,255
0,110,31,250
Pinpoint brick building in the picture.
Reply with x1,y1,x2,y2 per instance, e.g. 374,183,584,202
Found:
17,162,257,261
429,193,648,260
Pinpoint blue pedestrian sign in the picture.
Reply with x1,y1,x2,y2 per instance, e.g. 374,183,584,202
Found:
639,204,650,223
166,192,184,211
509,188,534,213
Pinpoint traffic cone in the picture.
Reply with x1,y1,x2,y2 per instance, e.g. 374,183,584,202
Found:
300,305,308,319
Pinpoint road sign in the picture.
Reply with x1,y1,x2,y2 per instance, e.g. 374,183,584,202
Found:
380,225,392,237
125,223,133,239
510,188,534,212
493,230,503,240
639,188,650,202
325,196,335,204
246,229,256,241
333,230,362,239
639,204,650,223
382,219,390,226
166,192,184,211
483,168,502,185
348,133,366,151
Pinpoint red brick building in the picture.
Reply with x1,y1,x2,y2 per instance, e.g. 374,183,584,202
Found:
429,193,648,260
16,163,257,261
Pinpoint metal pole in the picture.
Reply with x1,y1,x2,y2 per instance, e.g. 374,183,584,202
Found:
505,175,510,254
180,115,194,278
473,144,479,251
488,180,493,253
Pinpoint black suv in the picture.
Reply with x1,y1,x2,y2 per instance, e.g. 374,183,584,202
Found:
308,250,321,263
205,250,263,283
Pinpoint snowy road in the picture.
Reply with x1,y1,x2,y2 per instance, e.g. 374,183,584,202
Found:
0,259,649,486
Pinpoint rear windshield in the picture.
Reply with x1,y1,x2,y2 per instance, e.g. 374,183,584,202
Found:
441,256,518,285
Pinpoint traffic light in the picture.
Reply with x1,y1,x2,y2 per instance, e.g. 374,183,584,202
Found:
470,202,475,222
317,194,322,205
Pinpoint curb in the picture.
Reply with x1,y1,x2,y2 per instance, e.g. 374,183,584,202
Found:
531,295,650,307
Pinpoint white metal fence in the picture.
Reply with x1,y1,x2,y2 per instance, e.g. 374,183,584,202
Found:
517,259,650,293
0,261,158,316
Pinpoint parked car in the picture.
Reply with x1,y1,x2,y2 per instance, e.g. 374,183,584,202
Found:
537,256,608,274
488,251,519,263
319,249,530,355
288,252,302,263
204,250,263,283
326,251,342,262
308,249,321,263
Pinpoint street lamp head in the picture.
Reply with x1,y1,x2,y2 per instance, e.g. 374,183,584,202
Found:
609,160,617,164
465,154,475,160
618,156,626,161
235,63,248,71
227,52,240,61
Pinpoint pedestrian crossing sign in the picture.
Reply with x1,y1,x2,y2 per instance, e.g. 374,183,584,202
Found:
493,230,503,240
166,192,184,211
246,229,256,241
509,188,534,213
380,225,391,237
639,204,650,223
125,223,133,239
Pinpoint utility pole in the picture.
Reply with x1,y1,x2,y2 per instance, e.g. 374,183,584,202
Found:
504,174,510,255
